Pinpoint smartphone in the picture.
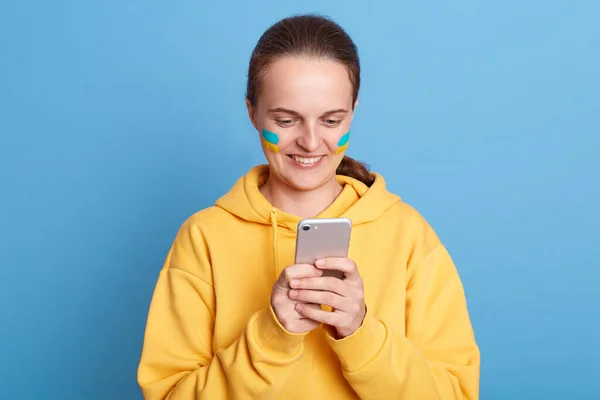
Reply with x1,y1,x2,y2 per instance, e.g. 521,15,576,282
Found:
294,218,352,280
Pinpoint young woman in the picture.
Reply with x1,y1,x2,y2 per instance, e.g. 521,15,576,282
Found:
138,14,480,400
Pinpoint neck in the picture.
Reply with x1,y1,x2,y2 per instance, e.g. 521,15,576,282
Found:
261,175,343,218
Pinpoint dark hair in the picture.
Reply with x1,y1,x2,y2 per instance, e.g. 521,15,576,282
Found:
246,14,375,187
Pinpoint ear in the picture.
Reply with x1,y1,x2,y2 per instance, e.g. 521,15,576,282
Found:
246,98,258,130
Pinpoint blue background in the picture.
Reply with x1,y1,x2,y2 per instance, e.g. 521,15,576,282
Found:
1,1,598,398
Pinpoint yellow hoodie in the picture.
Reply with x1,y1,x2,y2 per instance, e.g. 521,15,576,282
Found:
137,165,480,399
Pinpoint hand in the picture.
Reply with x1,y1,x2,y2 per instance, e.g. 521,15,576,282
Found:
271,264,325,334
288,257,366,339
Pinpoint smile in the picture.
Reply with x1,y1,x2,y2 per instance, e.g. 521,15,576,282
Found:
288,155,325,168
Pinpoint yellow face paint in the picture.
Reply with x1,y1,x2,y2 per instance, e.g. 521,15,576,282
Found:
261,129,280,153
335,131,350,154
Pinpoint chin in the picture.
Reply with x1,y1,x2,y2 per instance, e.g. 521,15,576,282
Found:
286,176,331,192
281,168,337,192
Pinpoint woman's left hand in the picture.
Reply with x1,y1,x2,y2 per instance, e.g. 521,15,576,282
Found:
288,257,366,339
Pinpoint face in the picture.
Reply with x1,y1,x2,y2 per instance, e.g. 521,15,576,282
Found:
246,57,356,192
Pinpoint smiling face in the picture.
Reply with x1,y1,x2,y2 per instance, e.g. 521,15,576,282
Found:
246,56,356,192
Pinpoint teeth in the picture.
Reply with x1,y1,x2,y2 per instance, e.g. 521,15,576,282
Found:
292,155,322,164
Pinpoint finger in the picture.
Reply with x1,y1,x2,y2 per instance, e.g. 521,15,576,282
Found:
289,289,345,310
294,302,322,322
277,264,323,289
314,258,358,278
297,302,322,314
289,276,348,296
295,303,340,326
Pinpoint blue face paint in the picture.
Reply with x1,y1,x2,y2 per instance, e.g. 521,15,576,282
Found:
261,129,280,153
335,131,350,154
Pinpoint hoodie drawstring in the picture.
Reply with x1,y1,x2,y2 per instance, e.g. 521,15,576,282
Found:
268,209,279,280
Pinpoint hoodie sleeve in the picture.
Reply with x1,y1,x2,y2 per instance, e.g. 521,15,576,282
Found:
325,245,480,399
137,221,307,400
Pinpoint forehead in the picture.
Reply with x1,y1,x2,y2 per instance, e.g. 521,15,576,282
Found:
259,57,353,112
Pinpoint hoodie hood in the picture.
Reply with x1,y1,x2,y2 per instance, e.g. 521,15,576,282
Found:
215,165,401,231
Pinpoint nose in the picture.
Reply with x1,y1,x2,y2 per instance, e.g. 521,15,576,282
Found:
296,123,321,152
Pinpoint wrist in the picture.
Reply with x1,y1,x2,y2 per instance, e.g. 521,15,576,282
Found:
336,303,367,339
326,309,388,373
252,305,307,357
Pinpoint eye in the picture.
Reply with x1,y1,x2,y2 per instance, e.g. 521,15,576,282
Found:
325,119,341,127
277,119,295,126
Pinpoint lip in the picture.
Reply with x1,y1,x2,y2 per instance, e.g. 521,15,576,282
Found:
287,154,326,170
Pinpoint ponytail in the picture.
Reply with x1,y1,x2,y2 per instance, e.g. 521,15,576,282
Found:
336,156,375,187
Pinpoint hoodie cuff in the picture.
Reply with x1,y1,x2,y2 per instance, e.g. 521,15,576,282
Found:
325,309,387,373
250,304,308,358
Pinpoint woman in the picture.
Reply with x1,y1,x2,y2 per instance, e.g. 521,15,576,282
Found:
138,14,480,399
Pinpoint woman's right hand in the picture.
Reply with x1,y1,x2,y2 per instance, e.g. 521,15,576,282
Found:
271,264,323,333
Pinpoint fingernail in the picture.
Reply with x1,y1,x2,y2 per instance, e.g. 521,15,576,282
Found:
289,290,297,298
290,279,299,287
315,259,325,268
295,303,303,312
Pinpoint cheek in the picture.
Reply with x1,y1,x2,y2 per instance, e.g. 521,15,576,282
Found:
262,127,300,154
334,131,350,154
261,128,281,154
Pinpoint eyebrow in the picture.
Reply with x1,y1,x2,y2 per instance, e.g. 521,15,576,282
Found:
267,107,349,116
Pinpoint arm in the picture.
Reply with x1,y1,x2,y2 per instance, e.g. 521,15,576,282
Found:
325,245,480,399
137,223,308,400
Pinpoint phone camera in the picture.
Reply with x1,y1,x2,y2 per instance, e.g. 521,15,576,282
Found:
302,225,310,231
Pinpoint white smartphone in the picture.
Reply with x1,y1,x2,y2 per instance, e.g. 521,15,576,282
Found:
294,218,352,279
